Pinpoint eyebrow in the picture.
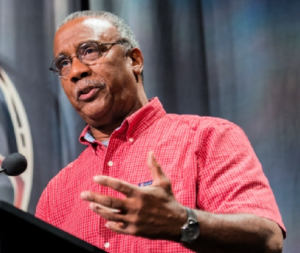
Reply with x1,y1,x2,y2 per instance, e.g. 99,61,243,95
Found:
56,40,100,57
77,39,99,46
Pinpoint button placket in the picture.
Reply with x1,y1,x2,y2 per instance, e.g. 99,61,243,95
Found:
104,242,110,249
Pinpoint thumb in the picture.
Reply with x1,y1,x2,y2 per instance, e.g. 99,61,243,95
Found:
147,151,166,183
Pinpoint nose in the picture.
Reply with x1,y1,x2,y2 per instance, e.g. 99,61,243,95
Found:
68,57,92,83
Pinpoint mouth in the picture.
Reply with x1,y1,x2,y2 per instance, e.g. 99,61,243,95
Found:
78,87,99,101
76,81,106,101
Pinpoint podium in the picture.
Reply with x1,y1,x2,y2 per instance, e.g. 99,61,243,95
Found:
0,201,106,252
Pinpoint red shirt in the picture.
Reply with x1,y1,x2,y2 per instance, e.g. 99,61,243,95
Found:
36,98,285,253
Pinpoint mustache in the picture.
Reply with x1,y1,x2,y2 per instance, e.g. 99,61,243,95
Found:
74,79,106,99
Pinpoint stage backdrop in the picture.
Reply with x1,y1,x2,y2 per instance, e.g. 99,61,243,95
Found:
0,0,299,252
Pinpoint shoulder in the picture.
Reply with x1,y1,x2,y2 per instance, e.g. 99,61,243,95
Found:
160,113,242,134
35,148,89,220
35,161,76,220
38,159,78,208
159,114,252,157
41,146,90,194
48,160,77,188
162,113,234,125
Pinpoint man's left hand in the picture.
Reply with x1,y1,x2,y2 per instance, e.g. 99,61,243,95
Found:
80,151,187,241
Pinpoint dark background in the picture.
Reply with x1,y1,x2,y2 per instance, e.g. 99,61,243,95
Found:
0,0,299,252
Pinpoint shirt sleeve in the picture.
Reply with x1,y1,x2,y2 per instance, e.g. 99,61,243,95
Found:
35,160,76,225
196,119,286,234
35,186,50,223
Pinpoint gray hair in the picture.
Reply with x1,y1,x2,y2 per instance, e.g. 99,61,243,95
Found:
59,10,139,49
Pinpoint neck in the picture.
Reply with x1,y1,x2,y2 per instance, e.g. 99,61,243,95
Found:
90,120,122,142
90,89,148,142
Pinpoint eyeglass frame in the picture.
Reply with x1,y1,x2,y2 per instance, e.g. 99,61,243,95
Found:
49,40,130,77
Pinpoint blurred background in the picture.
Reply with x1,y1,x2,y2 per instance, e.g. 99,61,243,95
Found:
0,0,299,252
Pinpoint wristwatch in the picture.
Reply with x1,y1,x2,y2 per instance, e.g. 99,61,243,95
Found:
180,207,200,244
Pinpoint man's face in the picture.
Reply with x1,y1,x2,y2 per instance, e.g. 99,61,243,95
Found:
54,17,141,127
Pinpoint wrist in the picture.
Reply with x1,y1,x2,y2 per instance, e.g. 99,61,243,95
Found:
168,204,188,242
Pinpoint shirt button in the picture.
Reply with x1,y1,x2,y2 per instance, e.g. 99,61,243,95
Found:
108,161,113,167
104,242,110,248
129,138,134,142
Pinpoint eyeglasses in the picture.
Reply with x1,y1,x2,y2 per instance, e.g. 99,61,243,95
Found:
49,41,125,77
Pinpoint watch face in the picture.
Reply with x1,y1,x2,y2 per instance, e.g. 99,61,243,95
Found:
181,208,200,243
188,224,200,240
181,221,200,243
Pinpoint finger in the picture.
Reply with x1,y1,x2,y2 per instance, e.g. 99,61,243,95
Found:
93,203,120,213
90,203,125,221
147,151,166,182
80,191,125,210
105,221,131,235
93,175,138,197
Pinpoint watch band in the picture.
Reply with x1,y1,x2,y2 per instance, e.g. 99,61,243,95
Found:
186,207,198,221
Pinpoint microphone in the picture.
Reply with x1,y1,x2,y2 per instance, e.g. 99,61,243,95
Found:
0,153,27,176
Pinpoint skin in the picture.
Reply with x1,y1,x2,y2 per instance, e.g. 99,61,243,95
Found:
55,17,283,252
54,17,148,141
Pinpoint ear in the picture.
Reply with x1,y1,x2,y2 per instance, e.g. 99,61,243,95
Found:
128,48,143,78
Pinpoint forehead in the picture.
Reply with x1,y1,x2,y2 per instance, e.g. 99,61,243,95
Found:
54,17,118,56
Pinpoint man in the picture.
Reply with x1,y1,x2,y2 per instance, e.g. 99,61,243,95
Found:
36,10,285,253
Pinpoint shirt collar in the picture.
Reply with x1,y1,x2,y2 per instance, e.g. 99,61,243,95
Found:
79,126,94,145
79,97,166,145
124,97,166,140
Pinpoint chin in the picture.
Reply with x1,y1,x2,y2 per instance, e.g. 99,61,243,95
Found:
80,106,108,125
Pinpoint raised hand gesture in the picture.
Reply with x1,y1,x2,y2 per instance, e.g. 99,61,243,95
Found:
80,151,187,241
